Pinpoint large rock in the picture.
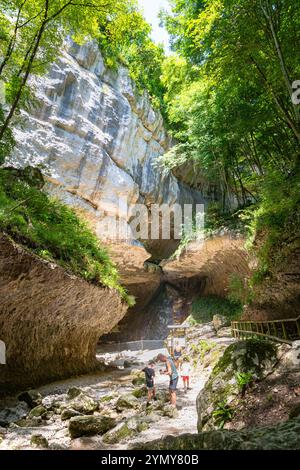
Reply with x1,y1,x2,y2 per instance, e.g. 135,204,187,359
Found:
213,314,231,331
116,394,140,412
69,415,116,438
0,234,127,391
133,417,300,450
0,402,29,427
62,393,98,415
197,339,278,431
9,39,204,281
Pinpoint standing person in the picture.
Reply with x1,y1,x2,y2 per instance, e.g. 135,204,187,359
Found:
173,342,183,369
181,357,192,393
157,353,179,407
142,361,157,406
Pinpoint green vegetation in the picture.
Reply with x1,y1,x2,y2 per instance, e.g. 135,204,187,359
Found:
0,168,134,305
159,0,300,288
235,372,254,393
212,402,234,429
190,295,242,325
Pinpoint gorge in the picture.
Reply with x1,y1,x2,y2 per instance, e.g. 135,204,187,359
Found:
0,0,299,453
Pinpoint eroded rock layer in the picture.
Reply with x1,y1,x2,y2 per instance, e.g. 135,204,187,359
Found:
0,234,127,391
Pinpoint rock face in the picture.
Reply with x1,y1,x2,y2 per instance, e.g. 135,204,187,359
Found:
9,39,203,277
162,232,251,298
196,339,278,432
0,234,127,391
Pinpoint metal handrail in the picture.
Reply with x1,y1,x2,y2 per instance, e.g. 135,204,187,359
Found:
231,316,300,344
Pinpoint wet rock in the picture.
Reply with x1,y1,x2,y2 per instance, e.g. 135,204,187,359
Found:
0,402,29,427
30,434,49,448
61,408,82,421
69,415,116,438
162,405,179,419
28,405,48,419
116,394,140,411
67,387,82,400
18,390,43,408
213,315,231,332
123,360,132,369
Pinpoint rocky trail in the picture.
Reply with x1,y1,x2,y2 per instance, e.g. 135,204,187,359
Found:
0,325,234,450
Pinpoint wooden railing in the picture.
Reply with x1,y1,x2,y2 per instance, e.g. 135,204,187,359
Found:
231,316,300,344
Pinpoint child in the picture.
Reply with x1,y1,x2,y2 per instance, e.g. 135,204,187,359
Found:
180,357,192,393
142,360,157,405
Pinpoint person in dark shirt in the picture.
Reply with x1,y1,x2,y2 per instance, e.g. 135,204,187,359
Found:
142,360,157,405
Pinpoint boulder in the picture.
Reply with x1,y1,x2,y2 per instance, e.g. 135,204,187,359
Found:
116,394,140,412
0,402,29,427
15,417,44,428
69,415,116,438
18,390,42,408
197,339,277,431
102,417,150,444
67,387,82,400
63,393,98,415
213,315,231,332
132,386,147,399
162,405,179,419
30,434,49,448
61,408,82,421
217,327,233,338
28,405,48,419
131,370,145,386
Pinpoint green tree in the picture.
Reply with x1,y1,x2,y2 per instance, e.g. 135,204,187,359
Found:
0,0,135,145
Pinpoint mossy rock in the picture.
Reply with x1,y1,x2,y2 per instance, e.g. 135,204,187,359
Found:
62,393,98,415
61,408,82,421
99,395,116,403
102,422,135,444
132,386,147,399
132,416,300,450
197,339,277,431
28,405,47,419
30,434,48,448
69,415,116,438
116,394,140,412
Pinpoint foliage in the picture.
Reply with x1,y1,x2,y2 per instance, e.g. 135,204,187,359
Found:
98,4,166,110
190,295,242,324
160,0,300,284
235,371,254,391
212,401,234,429
0,168,134,305
0,0,141,152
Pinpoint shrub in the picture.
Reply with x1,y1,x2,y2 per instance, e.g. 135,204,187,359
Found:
0,168,133,305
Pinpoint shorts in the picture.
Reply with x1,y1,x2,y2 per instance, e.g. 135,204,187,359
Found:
182,376,189,381
169,377,179,391
146,382,154,390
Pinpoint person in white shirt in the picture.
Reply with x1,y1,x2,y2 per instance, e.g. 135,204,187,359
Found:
180,357,192,393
